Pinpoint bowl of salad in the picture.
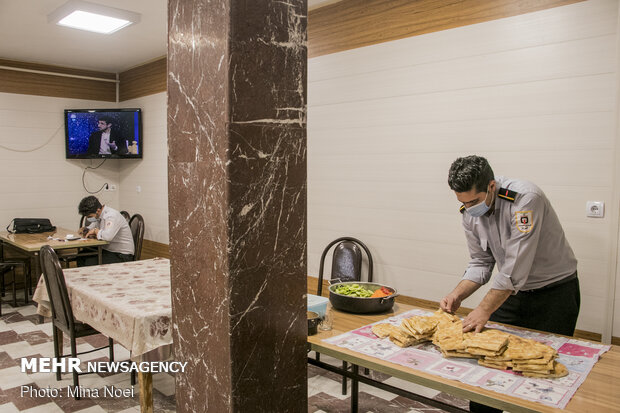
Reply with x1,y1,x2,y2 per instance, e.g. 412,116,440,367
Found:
328,281,398,314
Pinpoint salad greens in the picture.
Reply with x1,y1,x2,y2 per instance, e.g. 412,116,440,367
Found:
334,284,373,297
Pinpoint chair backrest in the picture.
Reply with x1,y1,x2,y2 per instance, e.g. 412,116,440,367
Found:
128,214,145,260
120,210,130,222
79,215,86,228
39,245,76,334
317,237,373,296
331,241,362,283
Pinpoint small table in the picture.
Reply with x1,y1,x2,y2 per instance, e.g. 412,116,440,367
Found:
33,258,172,413
0,227,108,299
308,304,620,413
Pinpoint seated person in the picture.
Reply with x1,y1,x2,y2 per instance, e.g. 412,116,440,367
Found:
77,196,135,266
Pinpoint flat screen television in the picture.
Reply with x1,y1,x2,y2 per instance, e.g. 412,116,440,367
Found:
64,108,142,159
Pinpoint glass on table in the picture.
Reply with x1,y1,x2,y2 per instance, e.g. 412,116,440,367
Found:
318,306,333,331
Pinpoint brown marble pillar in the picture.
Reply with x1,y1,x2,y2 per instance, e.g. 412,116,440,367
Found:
167,1,307,412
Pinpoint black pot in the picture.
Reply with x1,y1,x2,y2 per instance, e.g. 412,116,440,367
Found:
329,282,398,314
308,311,320,335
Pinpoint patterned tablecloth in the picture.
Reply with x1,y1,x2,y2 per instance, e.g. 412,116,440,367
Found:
33,258,172,357
324,309,611,409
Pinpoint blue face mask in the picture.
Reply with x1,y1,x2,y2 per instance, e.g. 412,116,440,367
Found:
86,217,98,223
466,188,491,217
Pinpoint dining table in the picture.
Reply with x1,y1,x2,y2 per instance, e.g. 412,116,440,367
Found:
33,257,172,413
1,227,108,302
32,257,620,413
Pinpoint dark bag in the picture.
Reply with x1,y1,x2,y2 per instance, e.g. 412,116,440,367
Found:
6,218,56,234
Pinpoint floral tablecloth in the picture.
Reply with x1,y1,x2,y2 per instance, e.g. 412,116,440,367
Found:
33,258,172,357
323,309,611,409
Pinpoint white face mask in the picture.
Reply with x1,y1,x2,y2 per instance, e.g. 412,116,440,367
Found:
86,216,99,223
465,187,491,217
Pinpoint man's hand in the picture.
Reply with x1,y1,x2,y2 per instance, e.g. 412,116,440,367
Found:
462,306,491,333
78,227,88,237
85,228,99,239
440,293,462,313
463,289,512,333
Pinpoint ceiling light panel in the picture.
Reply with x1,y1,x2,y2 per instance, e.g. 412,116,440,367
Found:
48,0,141,34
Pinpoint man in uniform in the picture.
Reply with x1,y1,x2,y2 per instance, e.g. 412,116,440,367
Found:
77,196,135,266
440,155,580,413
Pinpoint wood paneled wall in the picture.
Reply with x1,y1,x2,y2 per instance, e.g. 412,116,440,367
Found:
0,59,116,101
308,0,585,57
141,239,170,260
0,57,167,102
118,57,166,101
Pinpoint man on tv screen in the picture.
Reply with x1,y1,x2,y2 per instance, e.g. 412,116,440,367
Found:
87,116,128,155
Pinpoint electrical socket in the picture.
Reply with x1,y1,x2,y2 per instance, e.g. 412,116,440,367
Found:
104,184,117,192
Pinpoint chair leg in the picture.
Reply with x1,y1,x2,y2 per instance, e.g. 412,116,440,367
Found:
70,336,80,400
342,360,348,395
11,267,17,307
108,338,114,362
52,327,61,381
131,371,136,386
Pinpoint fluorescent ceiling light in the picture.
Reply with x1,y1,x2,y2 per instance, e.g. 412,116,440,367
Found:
48,0,141,34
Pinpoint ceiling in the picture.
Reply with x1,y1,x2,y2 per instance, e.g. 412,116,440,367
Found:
0,0,335,74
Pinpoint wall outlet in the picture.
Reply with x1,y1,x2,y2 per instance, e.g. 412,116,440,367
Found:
104,184,117,192
586,201,604,218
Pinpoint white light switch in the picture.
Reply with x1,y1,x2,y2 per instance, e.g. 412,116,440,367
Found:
586,201,604,218
136,185,142,193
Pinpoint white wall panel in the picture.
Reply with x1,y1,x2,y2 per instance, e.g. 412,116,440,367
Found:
308,0,619,336
118,92,169,244
0,92,120,231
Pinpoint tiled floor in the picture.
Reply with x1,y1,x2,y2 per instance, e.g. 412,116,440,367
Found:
0,300,469,412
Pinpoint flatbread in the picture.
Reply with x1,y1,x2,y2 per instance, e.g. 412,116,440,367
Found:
522,362,569,378
371,323,399,339
513,359,555,372
389,329,418,347
433,321,465,351
402,316,438,336
464,329,510,352
478,359,510,370
442,349,480,359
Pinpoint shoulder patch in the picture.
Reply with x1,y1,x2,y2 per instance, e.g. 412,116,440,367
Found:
459,205,465,214
515,210,533,233
497,187,518,202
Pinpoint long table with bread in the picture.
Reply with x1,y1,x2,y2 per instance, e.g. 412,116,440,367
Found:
307,302,620,413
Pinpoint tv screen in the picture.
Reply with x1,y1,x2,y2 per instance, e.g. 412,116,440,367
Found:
64,108,142,159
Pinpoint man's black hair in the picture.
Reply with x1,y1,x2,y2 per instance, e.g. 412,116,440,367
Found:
98,116,114,125
78,196,102,216
447,155,495,193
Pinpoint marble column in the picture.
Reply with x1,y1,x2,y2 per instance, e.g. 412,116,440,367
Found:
167,1,307,412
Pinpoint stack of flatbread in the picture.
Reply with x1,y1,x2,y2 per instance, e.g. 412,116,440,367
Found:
433,320,476,358
480,334,567,378
370,308,568,379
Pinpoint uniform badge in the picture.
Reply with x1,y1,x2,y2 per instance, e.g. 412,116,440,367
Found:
515,210,533,233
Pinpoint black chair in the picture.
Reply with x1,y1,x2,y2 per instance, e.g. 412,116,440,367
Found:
129,214,144,261
127,214,144,386
0,242,30,311
120,210,130,222
39,245,114,399
316,237,374,394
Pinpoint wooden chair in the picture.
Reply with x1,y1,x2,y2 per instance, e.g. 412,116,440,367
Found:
39,245,114,399
316,237,374,395
120,210,130,221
